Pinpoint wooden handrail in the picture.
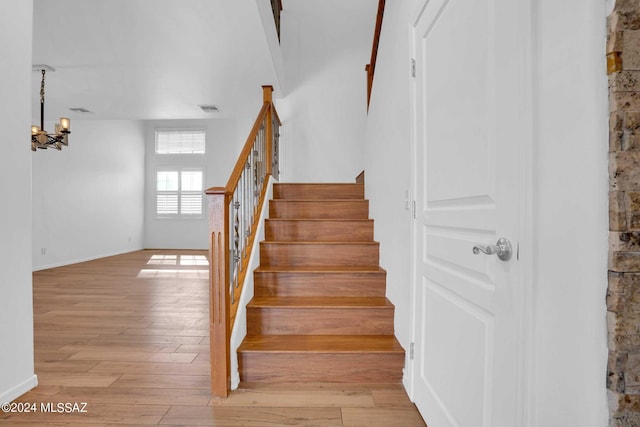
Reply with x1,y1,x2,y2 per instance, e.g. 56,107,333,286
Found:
205,86,281,398
223,103,270,192
270,0,283,41
365,0,385,109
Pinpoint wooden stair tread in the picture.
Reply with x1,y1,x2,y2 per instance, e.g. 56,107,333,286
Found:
265,218,375,242
266,218,373,221
277,182,364,184
275,183,364,186
239,335,404,353
274,183,364,200
255,265,385,273
260,241,380,267
253,267,387,298
248,296,393,308
261,241,379,245
271,199,369,202
269,200,369,220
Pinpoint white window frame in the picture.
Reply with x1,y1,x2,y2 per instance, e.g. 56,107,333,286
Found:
156,168,205,219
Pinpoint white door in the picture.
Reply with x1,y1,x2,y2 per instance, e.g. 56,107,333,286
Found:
410,0,531,426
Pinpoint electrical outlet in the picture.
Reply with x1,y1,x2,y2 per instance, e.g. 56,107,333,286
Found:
41,248,46,255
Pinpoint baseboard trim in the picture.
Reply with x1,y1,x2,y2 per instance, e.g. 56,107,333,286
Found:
32,248,144,272
0,374,38,404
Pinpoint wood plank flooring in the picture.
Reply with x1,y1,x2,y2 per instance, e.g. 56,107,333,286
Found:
1,250,425,426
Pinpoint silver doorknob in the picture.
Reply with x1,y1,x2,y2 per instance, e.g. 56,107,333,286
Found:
473,238,512,261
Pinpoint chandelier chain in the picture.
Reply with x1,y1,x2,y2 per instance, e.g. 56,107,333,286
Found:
40,70,45,105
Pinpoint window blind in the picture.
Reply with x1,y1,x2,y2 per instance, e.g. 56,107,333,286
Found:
156,129,206,154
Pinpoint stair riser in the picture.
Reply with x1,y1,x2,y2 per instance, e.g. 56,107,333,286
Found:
247,308,395,335
274,184,364,200
239,353,404,383
254,272,387,297
260,243,379,267
265,220,374,242
269,200,369,219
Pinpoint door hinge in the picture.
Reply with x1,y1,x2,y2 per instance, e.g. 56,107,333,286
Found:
410,342,415,360
410,58,416,78
411,200,416,219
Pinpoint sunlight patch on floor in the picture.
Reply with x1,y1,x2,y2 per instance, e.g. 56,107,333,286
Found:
146,254,209,266
137,268,208,279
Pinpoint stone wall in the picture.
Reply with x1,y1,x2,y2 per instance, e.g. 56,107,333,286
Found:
608,1,640,425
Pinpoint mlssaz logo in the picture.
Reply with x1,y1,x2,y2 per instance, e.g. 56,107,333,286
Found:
40,402,88,413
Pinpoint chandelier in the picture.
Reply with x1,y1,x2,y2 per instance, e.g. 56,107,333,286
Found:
31,67,70,151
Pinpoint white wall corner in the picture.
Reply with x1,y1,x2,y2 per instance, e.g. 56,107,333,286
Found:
0,0,36,406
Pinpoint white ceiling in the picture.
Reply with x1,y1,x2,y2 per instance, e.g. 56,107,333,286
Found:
32,0,281,121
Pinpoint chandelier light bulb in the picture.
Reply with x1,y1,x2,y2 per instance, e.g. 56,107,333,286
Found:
59,117,70,133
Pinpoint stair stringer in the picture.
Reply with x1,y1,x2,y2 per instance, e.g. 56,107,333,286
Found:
229,175,275,389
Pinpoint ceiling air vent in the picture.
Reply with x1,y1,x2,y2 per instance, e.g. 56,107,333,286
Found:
69,107,92,113
199,105,222,113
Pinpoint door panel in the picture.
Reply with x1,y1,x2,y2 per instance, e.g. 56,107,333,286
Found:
423,281,492,427
423,0,493,204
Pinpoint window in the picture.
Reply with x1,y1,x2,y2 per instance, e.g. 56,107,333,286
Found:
156,169,203,217
155,129,206,154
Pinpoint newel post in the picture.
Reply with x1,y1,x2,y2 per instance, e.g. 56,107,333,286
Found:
263,85,274,177
205,187,231,398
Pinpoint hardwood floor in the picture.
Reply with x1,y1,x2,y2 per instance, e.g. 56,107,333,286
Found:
1,250,425,426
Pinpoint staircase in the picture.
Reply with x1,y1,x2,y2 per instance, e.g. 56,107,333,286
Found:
237,182,405,383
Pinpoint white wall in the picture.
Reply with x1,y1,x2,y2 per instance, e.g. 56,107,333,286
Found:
144,118,248,249
364,0,609,425
279,0,377,183
0,0,37,404
363,0,416,373
32,120,145,270
531,0,609,425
